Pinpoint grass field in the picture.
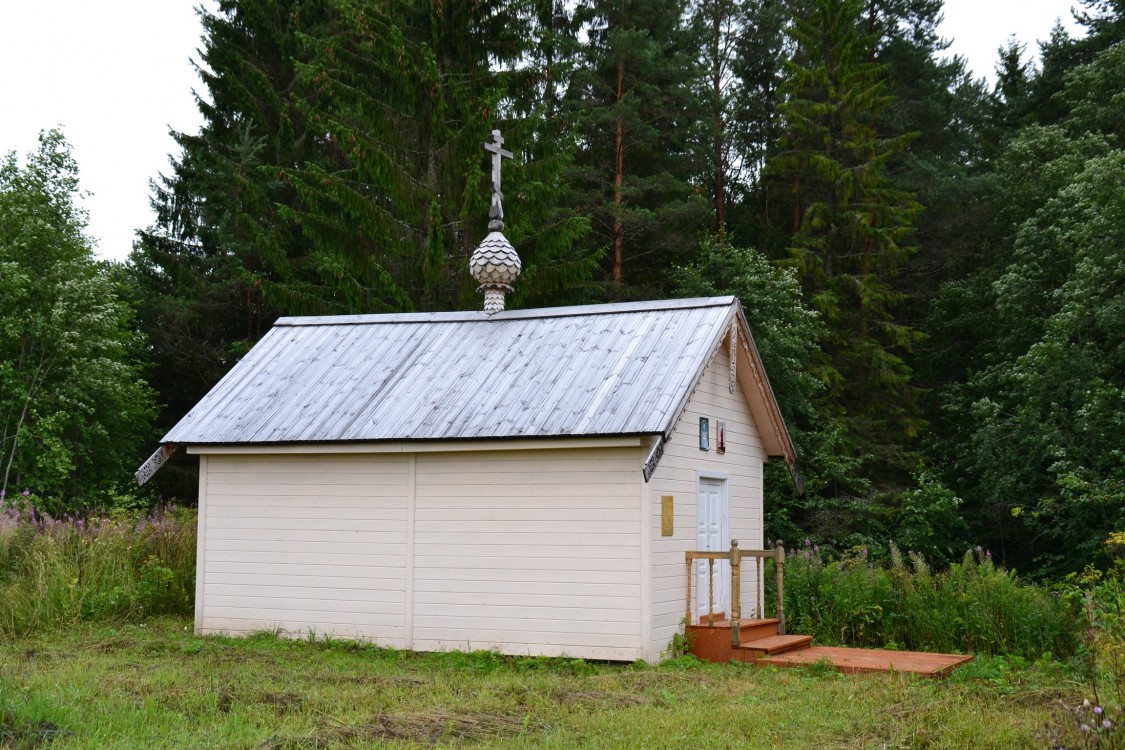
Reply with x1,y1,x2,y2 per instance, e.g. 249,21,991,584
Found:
0,618,1089,749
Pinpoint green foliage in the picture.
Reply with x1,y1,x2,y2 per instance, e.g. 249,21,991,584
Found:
673,236,823,425
770,544,1081,659
0,504,196,636
565,0,709,293
892,472,970,566
766,0,923,487
0,131,155,505
950,147,1125,576
132,2,598,498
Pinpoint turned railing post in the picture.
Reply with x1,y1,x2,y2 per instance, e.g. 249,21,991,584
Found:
707,558,715,626
775,544,786,635
730,540,741,648
685,556,693,627
757,556,764,619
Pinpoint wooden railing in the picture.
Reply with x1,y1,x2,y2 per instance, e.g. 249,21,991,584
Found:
685,540,786,647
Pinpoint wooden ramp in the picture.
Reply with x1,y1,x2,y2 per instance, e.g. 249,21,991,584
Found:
687,618,972,677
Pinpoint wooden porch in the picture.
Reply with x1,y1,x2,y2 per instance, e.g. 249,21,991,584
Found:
685,544,973,677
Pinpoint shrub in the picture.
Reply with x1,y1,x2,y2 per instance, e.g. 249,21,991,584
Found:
0,502,195,636
766,542,1081,659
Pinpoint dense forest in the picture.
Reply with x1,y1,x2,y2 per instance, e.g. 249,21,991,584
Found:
1,0,1122,579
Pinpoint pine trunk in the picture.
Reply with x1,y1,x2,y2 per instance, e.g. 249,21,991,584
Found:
613,49,625,285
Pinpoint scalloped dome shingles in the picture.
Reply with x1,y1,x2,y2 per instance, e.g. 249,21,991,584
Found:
469,231,522,286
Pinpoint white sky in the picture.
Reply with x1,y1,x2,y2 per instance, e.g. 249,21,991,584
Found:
0,1,1086,263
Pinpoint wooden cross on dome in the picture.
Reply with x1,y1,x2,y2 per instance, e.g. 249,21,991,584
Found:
482,129,513,229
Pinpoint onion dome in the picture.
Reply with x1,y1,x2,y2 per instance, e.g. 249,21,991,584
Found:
470,231,522,313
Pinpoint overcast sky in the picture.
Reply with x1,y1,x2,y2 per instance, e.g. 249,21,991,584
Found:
0,1,1085,263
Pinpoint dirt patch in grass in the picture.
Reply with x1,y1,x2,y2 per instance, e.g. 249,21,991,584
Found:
255,691,303,715
555,688,649,710
89,637,137,653
330,672,429,688
258,709,547,749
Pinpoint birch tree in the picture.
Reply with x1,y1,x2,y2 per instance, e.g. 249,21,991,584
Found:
0,131,154,506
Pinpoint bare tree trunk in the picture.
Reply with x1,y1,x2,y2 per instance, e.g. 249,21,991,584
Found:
2,354,49,497
613,49,625,286
712,2,726,233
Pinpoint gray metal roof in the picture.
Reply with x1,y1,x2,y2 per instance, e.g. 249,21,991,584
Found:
161,296,754,445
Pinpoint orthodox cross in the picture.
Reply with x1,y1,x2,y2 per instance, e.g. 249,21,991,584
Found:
482,129,513,229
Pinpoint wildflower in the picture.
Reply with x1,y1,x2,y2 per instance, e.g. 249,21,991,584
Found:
1104,720,1112,730
1082,724,1092,733
1096,707,1104,716
805,537,811,547
976,545,983,553
986,550,992,560
22,489,29,497
1085,700,1092,708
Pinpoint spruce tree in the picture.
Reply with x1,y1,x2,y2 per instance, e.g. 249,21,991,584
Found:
766,0,922,485
131,0,596,497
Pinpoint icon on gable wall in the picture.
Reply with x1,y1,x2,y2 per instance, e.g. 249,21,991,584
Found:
699,417,709,451
716,420,726,454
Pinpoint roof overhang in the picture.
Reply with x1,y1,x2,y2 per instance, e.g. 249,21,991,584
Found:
656,300,801,492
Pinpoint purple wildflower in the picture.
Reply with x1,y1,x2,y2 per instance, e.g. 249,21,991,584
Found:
1104,720,1113,730
1082,724,1092,733
1096,707,1104,716
22,489,29,497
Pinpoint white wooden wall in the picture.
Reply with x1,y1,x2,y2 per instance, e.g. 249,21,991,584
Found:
198,453,411,643
647,342,767,658
197,446,644,660
412,448,642,660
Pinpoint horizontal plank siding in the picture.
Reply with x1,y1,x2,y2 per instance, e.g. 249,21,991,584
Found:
649,343,767,657
199,453,410,645
413,448,644,660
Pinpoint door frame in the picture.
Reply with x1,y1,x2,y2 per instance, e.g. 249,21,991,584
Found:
695,470,731,619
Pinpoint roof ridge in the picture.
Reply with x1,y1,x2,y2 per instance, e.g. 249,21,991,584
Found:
274,296,737,327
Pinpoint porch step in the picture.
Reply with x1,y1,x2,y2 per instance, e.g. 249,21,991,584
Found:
687,618,785,663
737,634,812,656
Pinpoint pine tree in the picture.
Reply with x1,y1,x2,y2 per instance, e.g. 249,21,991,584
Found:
565,0,710,295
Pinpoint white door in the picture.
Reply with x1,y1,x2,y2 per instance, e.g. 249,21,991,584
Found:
695,477,730,620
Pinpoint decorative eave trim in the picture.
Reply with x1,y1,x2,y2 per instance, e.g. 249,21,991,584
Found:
642,436,665,482
135,444,178,486
730,307,802,492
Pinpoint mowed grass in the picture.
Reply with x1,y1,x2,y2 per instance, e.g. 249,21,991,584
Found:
0,618,1081,749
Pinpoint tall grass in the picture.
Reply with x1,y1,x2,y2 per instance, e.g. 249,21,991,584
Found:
767,543,1081,659
0,503,196,636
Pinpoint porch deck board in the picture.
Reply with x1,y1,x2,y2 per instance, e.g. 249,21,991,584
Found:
755,646,973,676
